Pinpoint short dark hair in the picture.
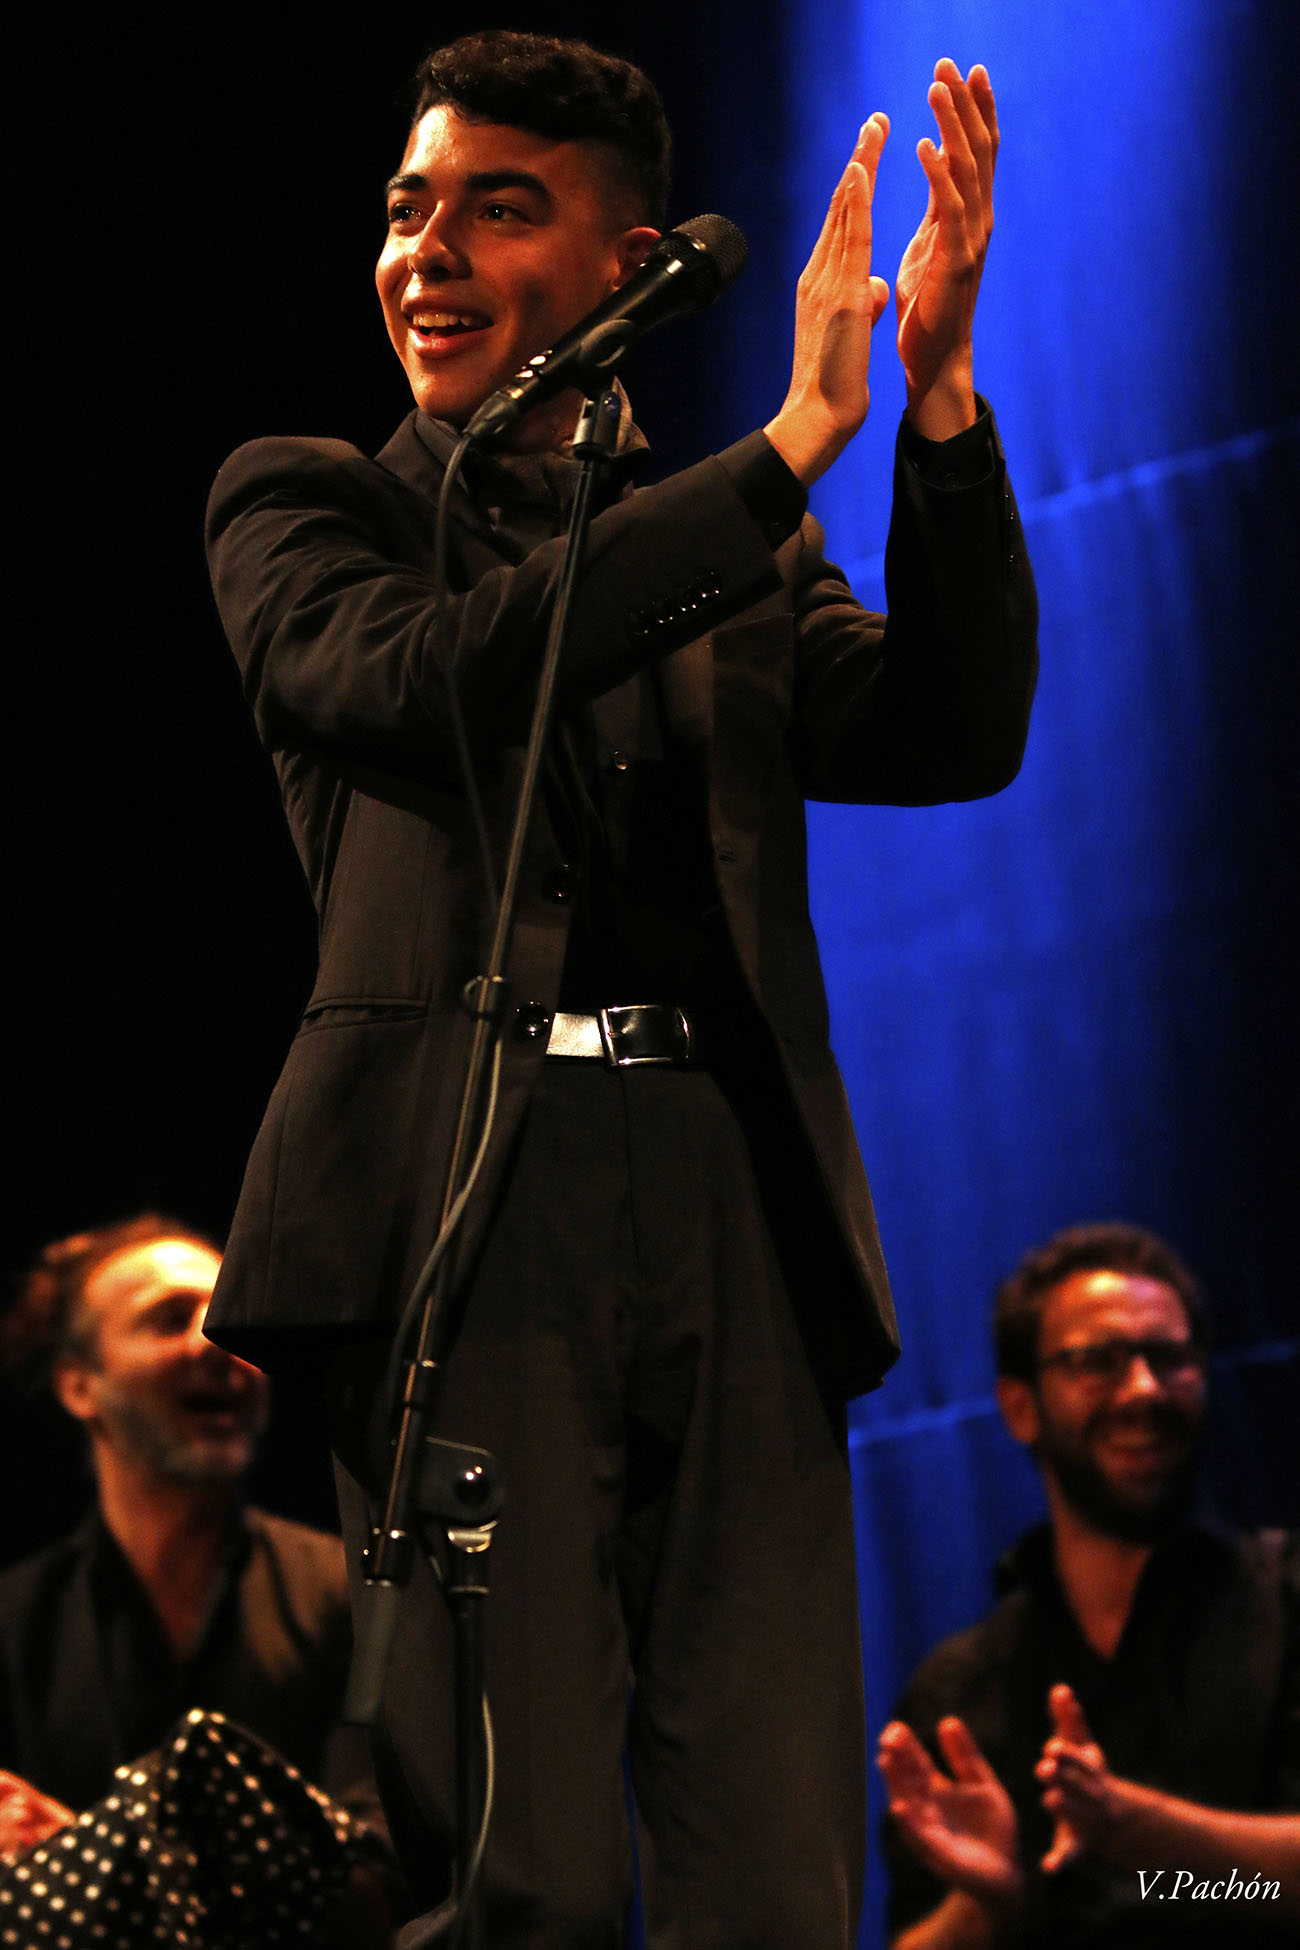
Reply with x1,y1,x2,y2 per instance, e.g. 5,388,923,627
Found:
2,1214,214,1393
993,1221,1207,1382
410,30,671,228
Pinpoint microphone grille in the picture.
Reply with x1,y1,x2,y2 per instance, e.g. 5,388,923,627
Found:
678,213,750,290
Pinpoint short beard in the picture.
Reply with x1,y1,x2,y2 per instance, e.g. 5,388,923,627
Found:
1040,1405,1202,1546
97,1383,261,1485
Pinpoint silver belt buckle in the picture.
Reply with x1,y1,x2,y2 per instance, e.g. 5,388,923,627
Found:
598,1004,692,1067
598,1005,639,1066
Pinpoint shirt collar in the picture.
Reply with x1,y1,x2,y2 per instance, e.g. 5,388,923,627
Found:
83,1500,250,1589
414,376,651,504
994,1516,1228,1605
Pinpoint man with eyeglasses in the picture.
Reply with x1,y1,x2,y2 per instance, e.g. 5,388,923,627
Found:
876,1221,1299,1947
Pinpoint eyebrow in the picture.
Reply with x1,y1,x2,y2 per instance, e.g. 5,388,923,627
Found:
138,1289,202,1313
383,168,554,208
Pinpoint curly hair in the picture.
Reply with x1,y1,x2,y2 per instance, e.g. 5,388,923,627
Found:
410,30,671,228
993,1221,1207,1382
2,1214,214,1394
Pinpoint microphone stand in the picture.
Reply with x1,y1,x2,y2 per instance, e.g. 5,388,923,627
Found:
345,387,627,1950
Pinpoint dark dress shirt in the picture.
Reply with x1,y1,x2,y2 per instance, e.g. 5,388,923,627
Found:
0,1507,356,1812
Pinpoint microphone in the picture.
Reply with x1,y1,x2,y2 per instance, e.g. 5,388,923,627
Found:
464,213,748,444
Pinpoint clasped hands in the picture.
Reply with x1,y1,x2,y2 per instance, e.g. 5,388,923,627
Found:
765,58,997,486
876,1684,1117,1914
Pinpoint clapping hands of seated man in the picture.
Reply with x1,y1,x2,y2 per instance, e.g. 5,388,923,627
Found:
877,1685,1152,1900
880,1684,1300,1937
875,1682,1121,1891
876,1687,1127,1943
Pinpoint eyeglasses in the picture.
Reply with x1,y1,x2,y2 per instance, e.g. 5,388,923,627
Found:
1036,1337,1205,1388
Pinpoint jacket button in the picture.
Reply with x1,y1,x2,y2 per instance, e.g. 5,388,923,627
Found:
610,749,630,773
513,1003,552,1041
546,866,577,903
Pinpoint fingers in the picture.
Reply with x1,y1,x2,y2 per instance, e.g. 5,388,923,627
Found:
837,116,888,283
1038,1741,1106,1789
1042,1827,1080,1874
1036,1686,1108,1860
935,57,999,187
966,64,1000,168
936,1714,997,1785
835,115,890,217
877,1719,937,1805
856,110,890,192
1048,1683,1091,1744
802,113,888,286
1046,1685,1105,1770
926,58,997,237
927,86,980,216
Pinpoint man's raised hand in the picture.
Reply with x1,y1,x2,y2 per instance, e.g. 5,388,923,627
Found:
1036,1684,1115,1872
877,1716,1024,1910
764,114,891,487
896,59,998,440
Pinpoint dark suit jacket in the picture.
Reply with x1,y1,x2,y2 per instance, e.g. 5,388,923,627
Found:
0,1508,353,1812
203,409,1037,1398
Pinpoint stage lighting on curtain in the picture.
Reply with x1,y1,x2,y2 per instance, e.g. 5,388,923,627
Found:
764,4,1300,1944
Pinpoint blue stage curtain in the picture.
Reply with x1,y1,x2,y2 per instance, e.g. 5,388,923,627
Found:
696,3,1300,1942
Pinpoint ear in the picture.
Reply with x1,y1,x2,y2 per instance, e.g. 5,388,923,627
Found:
996,1375,1041,1449
611,225,661,290
52,1358,99,1426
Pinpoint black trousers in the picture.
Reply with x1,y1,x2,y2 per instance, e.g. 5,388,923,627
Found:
328,1059,866,1949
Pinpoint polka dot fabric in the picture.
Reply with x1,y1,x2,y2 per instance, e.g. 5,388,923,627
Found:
0,1709,356,1947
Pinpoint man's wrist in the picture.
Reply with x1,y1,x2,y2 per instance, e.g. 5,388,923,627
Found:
1090,1772,1161,1868
762,403,850,488
904,358,977,442
903,1886,1017,1949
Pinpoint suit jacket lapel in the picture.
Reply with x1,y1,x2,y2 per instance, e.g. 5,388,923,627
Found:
42,1520,125,1798
375,410,723,772
375,411,507,561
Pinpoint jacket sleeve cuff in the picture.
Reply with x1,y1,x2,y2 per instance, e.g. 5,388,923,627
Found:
897,396,999,490
715,430,809,549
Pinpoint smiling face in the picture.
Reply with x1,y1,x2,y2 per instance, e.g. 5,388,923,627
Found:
375,105,657,440
55,1238,269,1484
998,1270,1206,1543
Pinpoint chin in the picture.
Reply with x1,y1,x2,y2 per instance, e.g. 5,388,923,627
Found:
409,371,479,425
162,1436,257,1484
1054,1451,1199,1545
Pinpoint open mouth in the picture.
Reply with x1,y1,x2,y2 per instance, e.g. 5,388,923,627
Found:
1092,1417,1187,1471
408,309,492,342
178,1388,245,1424
1102,1433,1169,1461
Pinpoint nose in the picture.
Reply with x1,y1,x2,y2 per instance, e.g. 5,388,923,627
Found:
187,1321,266,1398
1114,1349,1163,1401
184,1298,215,1352
408,209,468,280
184,1296,247,1374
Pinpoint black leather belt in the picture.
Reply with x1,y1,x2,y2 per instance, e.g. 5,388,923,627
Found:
545,1004,699,1067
